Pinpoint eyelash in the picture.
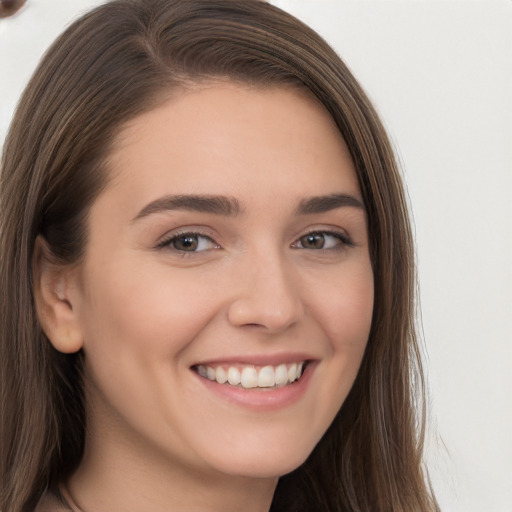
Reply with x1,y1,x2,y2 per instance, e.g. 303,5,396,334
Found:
292,230,354,251
156,230,219,254
156,229,354,254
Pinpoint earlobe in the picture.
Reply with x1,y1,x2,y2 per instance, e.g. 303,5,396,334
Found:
32,236,84,354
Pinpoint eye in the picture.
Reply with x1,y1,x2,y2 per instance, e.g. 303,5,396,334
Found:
158,232,219,253
294,231,353,250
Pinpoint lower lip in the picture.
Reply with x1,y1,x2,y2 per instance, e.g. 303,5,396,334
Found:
193,363,315,411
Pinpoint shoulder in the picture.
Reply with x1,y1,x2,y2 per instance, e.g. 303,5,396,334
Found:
33,491,72,512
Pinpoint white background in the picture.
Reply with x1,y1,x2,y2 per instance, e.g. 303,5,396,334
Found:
1,1,511,511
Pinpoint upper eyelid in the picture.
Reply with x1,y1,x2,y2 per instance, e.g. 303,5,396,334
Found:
154,226,354,249
293,229,354,248
156,230,218,249
299,228,349,237
294,226,353,240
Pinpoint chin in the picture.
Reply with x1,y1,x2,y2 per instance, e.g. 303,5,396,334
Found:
203,442,315,480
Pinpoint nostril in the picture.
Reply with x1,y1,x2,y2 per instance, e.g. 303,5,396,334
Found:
0,0,27,18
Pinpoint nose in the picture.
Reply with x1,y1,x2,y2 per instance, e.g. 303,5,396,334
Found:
227,250,305,333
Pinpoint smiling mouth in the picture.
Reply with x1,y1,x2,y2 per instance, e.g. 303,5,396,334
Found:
193,362,308,389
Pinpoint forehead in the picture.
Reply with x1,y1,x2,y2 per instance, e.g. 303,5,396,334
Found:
102,83,361,213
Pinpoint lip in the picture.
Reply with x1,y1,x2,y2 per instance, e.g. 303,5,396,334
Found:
190,351,316,368
192,359,317,411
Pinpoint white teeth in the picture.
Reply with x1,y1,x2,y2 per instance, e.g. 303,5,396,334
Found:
274,364,288,386
197,361,307,389
257,365,275,388
288,363,298,382
240,367,258,388
227,366,241,386
216,366,227,384
206,366,216,381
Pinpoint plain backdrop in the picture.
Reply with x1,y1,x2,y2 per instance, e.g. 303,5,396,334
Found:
1,1,511,511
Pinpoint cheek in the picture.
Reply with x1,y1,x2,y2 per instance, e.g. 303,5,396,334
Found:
79,260,217,355
76,263,223,445
311,260,374,351
311,260,373,401
294,261,373,445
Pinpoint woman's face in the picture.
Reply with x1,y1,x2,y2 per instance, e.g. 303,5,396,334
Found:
69,84,373,480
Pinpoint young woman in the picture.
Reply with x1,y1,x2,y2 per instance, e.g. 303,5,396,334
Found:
0,1,439,511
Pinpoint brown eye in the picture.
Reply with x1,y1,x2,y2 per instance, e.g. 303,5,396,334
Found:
300,233,326,249
172,235,199,252
173,235,199,251
0,0,27,18
158,232,219,253
294,231,353,251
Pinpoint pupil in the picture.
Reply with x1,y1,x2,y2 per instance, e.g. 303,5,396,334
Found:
304,233,324,249
175,235,198,251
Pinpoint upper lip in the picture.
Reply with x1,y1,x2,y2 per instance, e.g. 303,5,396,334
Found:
190,352,317,368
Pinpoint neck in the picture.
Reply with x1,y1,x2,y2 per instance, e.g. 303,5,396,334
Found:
68,465,276,512
67,396,277,512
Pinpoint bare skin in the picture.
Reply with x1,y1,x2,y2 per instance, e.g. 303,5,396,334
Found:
35,83,374,511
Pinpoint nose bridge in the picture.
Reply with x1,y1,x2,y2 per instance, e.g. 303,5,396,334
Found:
227,244,304,332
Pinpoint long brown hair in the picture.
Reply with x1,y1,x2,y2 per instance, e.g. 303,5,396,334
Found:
0,1,438,510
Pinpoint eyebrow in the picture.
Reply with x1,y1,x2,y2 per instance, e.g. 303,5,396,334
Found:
132,194,243,221
132,192,364,222
296,193,365,214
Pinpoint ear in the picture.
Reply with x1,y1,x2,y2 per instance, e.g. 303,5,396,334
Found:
32,236,84,353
